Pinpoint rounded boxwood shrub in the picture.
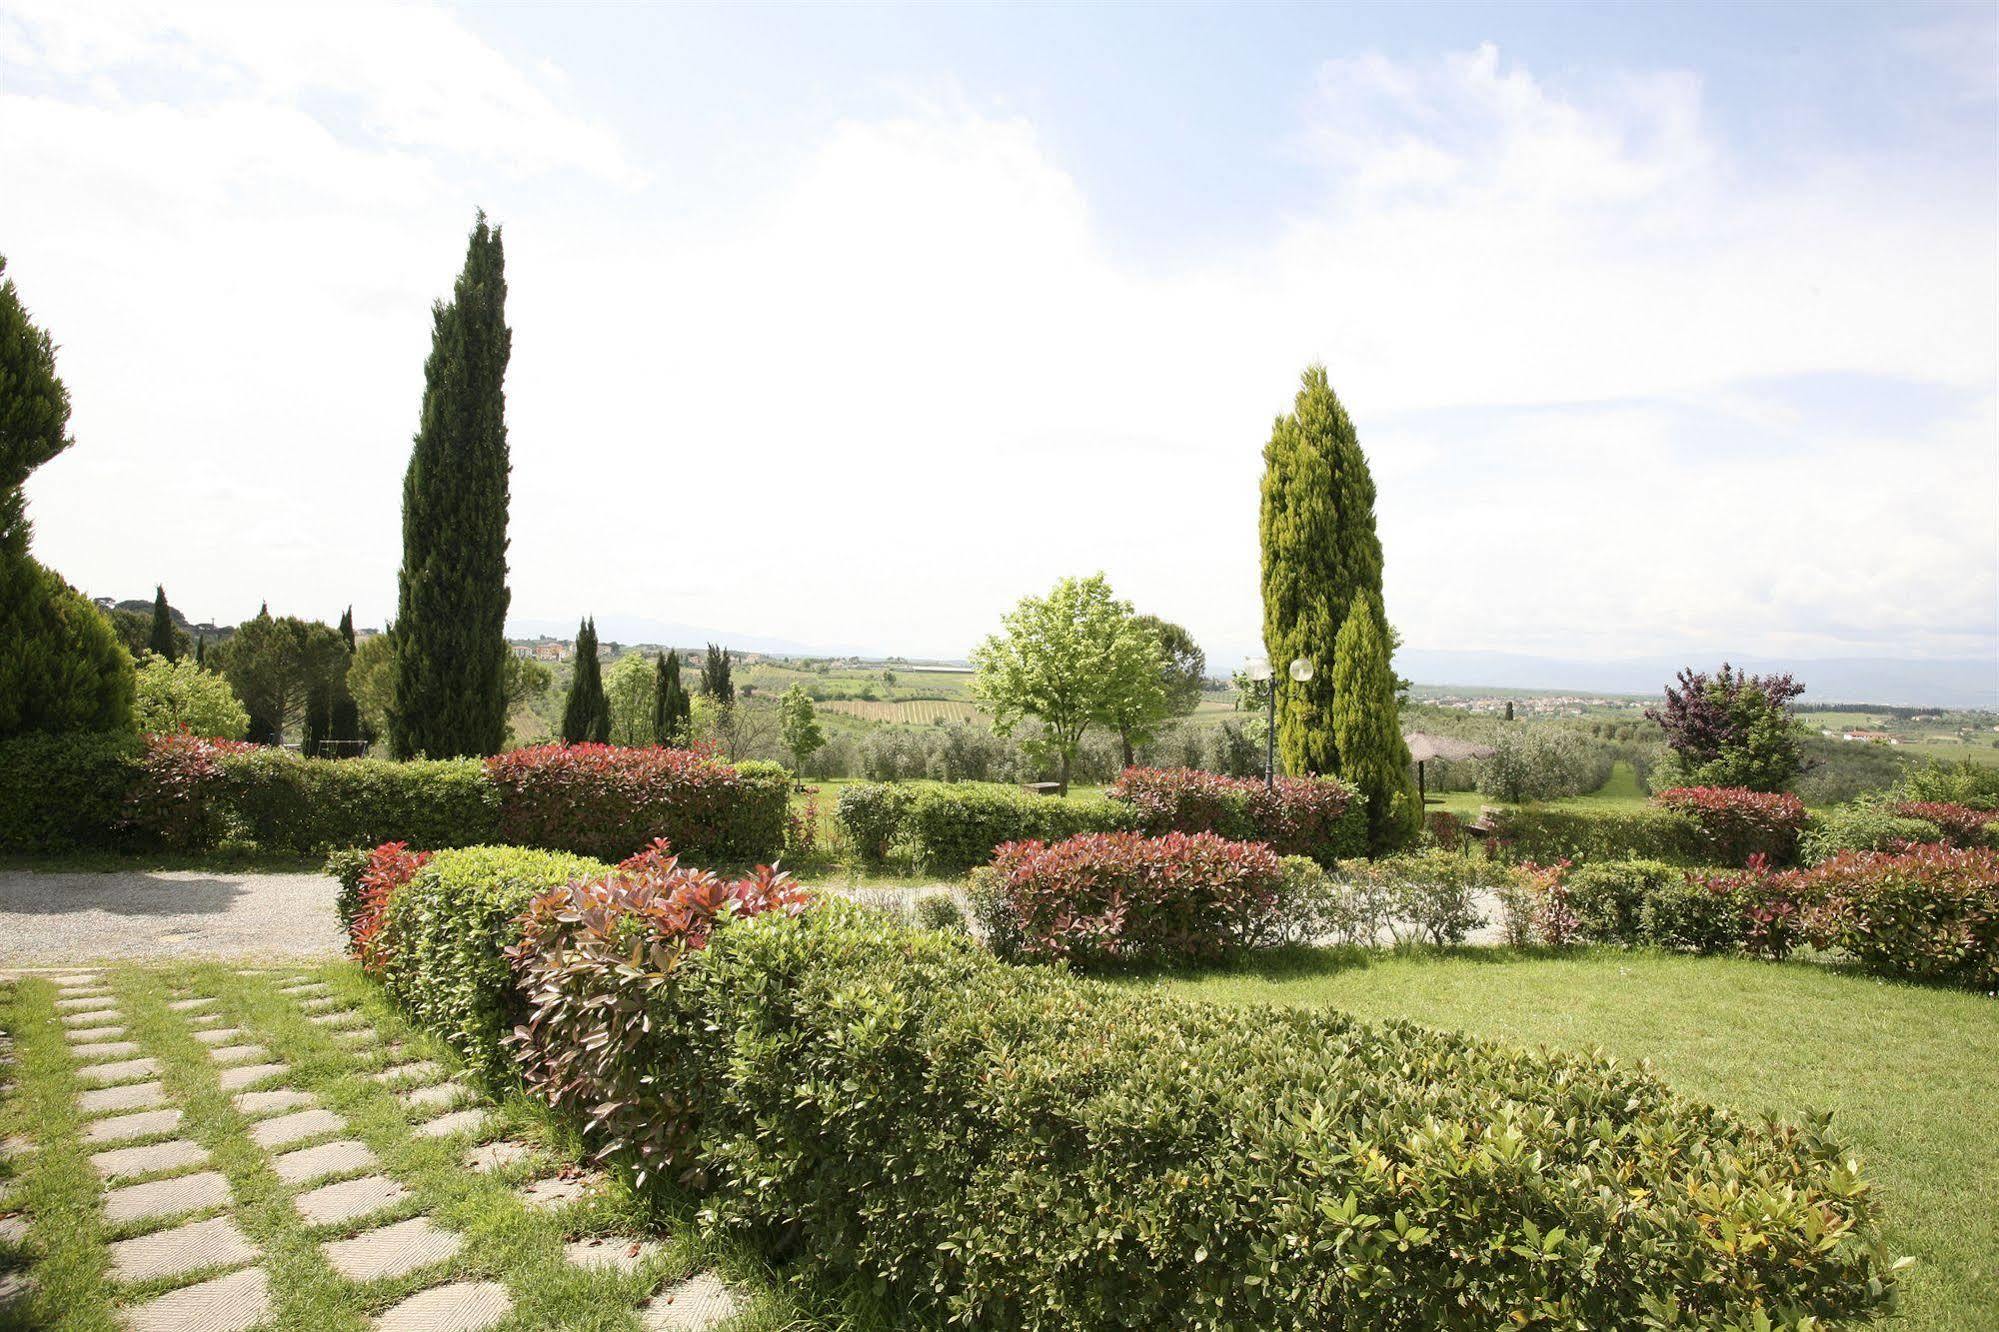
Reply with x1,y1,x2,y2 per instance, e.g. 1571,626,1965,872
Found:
902,783,1135,875
1799,805,1944,865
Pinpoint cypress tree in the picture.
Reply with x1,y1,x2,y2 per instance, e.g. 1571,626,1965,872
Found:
561,617,610,744
1259,365,1384,776
700,642,734,703
329,606,362,750
1330,592,1420,853
390,213,511,759
195,635,205,668
148,585,177,660
653,649,691,745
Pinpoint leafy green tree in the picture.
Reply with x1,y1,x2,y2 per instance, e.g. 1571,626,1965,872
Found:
504,654,552,711
147,586,178,660
219,609,348,746
391,214,512,759
561,617,610,744
605,650,657,745
653,649,691,746
1110,615,1206,766
779,684,825,772
700,643,734,703
0,254,134,738
1330,593,1421,852
346,633,395,743
1260,364,1384,775
1648,665,1807,792
133,653,248,739
971,573,1166,793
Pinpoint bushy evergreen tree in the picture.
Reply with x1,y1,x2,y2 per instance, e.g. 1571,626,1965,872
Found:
561,617,610,744
654,649,691,746
390,214,511,759
148,585,178,660
1330,592,1420,852
700,642,734,703
0,254,134,738
1259,365,1384,775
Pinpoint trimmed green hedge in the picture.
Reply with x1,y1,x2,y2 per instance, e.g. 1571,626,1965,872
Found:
0,731,142,852
377,845,607,1079
1484,805,1706,865
901,783,1136,873
651,904,1898,1328
219,750,498,855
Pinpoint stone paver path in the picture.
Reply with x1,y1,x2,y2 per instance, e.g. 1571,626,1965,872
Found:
0,968,752,1331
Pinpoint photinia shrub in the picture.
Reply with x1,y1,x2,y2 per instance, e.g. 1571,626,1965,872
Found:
484,743,788,863
1795,845,1999,988
1108,766,1366,865
1892,801,1999,849
506,848,807,1187
124,731,259,849
1653,786,1808,865
983,830,1284,964
349,841,432,975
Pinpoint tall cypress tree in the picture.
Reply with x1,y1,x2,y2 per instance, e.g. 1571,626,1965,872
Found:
700,643,734,703
653,648,691,745
1330,592,1420,853
1259,364,1384,776
390,213,511,759
561,617,610,744
148,585,177,660
329,606,362,750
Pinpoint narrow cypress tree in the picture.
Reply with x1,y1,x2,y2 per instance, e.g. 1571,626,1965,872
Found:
561,617,610,744
1330,592,1420,853
390,213,511,759
653,649,691,745
148,585,177,660
329,606,362,749
1259,364,1384,776
700,642,734,703
195,634,205,669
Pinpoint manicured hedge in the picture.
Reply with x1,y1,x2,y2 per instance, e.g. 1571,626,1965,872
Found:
218,749,498,855
0,731,142,852
1800,805,1944,865
900,783,1136,874
1652,786,1808,865
1483,805,1706,865
376,845,608,1079
649,905,1899,1328
1108,767,1366,865
834,782,917,863
1797,845,1999,988
485,744,789,863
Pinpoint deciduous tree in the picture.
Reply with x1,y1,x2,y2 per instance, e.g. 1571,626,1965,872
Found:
1648,664,1806,792
605,650,656,745
133,653,248,739
779,684,824,772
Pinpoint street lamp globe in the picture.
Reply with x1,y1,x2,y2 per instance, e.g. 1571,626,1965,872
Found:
1246,657,1274,683
1288,657,1314,683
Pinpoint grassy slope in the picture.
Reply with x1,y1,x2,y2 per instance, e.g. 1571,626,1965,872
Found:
1144,949,1998,1332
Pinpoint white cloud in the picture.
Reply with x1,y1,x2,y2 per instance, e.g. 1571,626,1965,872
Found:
1,10,1991,672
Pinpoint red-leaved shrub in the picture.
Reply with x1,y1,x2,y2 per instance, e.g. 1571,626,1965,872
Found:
983,830,1285,964
484,743,789,863
507,850,808,1186
1107,767,1366,864
1653,786,1808,865
1892,801,1998,849
125,731,259,849
1794,845,1999,988
350,841,432,975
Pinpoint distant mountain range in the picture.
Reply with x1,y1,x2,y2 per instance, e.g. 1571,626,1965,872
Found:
1393,650,1998,710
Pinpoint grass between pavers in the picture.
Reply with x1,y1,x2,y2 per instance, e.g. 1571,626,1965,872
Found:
0,964,853,1331
1140,946,1999,1332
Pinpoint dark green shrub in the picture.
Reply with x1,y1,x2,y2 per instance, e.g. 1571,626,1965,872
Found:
1800,805,1945,865
833,781,917,863
903,783,1134,874
1486,806,1704,865
0,731,142,852
654,905,1899,1329
218,750,498,855
1563,859,1687,945
0,552,135,740
378,845,606,1079
323,846,370,936
1639,875,1744,954
912,892,965,933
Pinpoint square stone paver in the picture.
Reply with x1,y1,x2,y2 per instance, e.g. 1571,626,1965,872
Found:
91,1138,209,1180
249,1108,345,1149
72,1040,143,1060
294,1174,408,1226
374,1279,510,1331
65,1025,126,1043
83,1108,184,1145
0,1214,26,1245
108,1213,258,1283
308,1011,363,1028
564,1236,661,1274
640,1272,740,1330
399,1081,465,1111
124,1265,269,1332
414,1108,491,1140
324,1216,462,1282
78,1081,166,1115
232,1088,314,1117
517,1173,597,1210
217,1063,287,1091
77,1057,160,1086
464,1140,533,1173
55,996,116,1012
52,972,102,987
60,1009,118,1028
300,996,342,1012
209,1045,270,1066
165,997,216,1013
186,1012,227,1029
193,1027,246,1045
272,1138,376,1186
370,1061,441,1085
103,1169,230,1224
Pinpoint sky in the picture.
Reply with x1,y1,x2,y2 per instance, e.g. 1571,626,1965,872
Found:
2,0,1995,677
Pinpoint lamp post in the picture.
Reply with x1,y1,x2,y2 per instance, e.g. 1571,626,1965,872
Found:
1248,656,1314,789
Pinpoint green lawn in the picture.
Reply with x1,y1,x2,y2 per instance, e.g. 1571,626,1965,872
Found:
1142,949,1998,1332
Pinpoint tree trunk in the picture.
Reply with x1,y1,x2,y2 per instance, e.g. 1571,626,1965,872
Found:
1119,730,1134,770
1058,748,1072,797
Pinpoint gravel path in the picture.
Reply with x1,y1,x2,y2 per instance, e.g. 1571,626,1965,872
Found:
0,870,343,966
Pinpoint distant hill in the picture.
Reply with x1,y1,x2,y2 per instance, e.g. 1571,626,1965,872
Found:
1396,650,1998,710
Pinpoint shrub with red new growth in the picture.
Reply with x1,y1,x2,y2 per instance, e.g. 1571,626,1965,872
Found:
350,841,432,975
484,743,789,863
1892,801,1998,849
506,851,808,1187
124,731,260,849
1653,786,1808,866
1107,767,1367,865
1795,844,1999,989
985,830,1285,965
